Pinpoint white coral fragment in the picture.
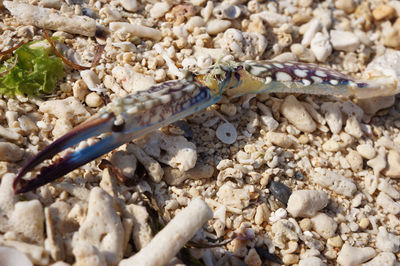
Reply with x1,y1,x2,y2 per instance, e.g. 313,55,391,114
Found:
3,1,96,36
72,187,124,265
120,198,212,266
138,131,197,172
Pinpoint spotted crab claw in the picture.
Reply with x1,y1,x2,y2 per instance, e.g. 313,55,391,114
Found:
13,75,223,193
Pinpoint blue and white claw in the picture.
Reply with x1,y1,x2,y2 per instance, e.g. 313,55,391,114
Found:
13,76,221,193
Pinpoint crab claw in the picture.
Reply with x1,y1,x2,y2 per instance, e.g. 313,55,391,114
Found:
14,78,221,194
13,113,116,193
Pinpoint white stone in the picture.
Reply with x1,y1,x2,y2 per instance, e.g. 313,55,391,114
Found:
110,22,162,41
287,190,328,218
341,101,364,121
127,144,163,183
376,192,400,215
358,96,395,115
364,174,378,195
330,30,360,52
138,131,197,172
313,170,356,197
80,70,103,92
310,32,332,62
281,95,316,132
110,150,137,178
344,116,363,138
3,1,96,36
337,244,377,266
73,187,124,265
299,256,326,266
301,19,321,47
384,150,400,178
311,212,337,239
149,2,171,19
266,132,295,148
345,149,363,172
217,182,250,210
378,179,400,199
322,138,340,152
0,246,32,266
10,200,44,245
124,204,153,250
376,226,400,252
85,92,103,108
119,0,137,12
206,19,231,35
270,220,299,249
112,64,155,94
361,252,396,266
0,174,17,231
39,97,90,125
320,102,342,134
357,143,376,159
0,142,23,162
367,147,387,176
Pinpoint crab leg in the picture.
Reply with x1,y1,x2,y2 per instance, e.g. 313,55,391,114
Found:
14,77,222,193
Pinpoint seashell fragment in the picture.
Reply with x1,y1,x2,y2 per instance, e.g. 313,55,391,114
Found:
216,122,237,144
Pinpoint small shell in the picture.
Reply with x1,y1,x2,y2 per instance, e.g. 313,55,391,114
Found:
216,122,237,144
0,246,32,266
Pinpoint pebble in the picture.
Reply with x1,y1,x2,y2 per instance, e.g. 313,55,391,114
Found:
0,142,24,162
85,92,103,108
282,254,299,265
310,32,332,62
286,190,328,218
299,256,326,266
335,0,355,13
344,116,363,139
163,164,214,186
376,226,400,253
301,19,321,47
311,212,337,239
383,150,400,178
378,179,399,199
281,95,316,133
362,252,396,266
357,143,376,159
254,203,270,225
299,218,312,231
367,147,387,176
337,244,377,266
269,181,292,205
372,5,396,20
266,132,295,148
345,149,363,172
330,30,360,52
244,248,262,266
290,43,316,62
377,192,400,215
119,0,137,12
149,2,171,19
364,174,378,195
358,96,395,115
0,246,33,266
359,218,370,230
320,102,342,134
327,235,343,248
110,151,137,178
313,170,356,197
206,19,231,35
322,139,340,152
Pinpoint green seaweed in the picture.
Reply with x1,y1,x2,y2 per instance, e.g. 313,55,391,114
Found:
0,39,64,96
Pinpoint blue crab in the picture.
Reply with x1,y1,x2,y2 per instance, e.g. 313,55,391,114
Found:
13,60,399,193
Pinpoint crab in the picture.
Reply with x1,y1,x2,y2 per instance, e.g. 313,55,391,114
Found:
13,59,399,193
